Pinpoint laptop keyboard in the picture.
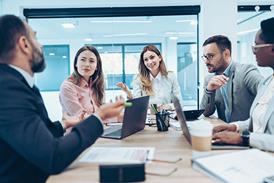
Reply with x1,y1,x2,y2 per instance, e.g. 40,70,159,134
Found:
103,126,122,137
105,129,122,137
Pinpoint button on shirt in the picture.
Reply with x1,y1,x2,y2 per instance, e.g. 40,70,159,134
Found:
132,72,182,105
252,76,274,133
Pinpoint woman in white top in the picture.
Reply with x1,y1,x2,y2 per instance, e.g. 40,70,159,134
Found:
117,45,182,107
212,17,274,152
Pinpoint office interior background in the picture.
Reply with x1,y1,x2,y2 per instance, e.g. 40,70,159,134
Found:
0,0,273,120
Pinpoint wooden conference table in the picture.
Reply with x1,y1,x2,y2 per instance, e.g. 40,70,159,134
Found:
47,117,226,183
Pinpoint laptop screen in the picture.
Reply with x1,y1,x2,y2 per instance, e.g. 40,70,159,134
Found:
172,96,192,144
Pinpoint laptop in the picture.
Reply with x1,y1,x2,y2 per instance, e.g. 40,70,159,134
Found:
101,96,149,139
184,109,205,120
172,96,249,150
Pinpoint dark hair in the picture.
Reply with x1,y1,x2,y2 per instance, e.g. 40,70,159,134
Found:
138,45,168,95
70,46,104,106
260,17,274,44
0,15,28,62
202,35,232,55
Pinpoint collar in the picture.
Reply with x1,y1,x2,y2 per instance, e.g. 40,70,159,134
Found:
150,72,162,80
8,64,34,87
79,77,90,88
223,60,233,77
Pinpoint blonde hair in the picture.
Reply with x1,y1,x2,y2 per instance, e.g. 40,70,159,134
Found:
138,45,168,95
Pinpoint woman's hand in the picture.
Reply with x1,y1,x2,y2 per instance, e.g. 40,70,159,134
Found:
116,82,133,99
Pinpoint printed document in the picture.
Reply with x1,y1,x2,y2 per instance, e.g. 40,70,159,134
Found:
79,147,155,164
192,149,274,183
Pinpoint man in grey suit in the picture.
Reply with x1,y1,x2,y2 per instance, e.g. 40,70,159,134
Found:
200,35,263,123
213,17,274,152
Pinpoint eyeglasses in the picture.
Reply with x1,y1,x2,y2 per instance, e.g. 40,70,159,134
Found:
201,54,216,61
252,44,274,52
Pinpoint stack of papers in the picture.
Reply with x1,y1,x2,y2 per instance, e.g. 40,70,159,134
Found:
192,149,274,183
79,147,155,164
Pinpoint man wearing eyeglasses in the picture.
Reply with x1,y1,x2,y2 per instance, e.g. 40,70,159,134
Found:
200,35,263,123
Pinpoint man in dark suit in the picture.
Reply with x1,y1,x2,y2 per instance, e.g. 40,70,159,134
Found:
0,15,125,183
200,35,263,123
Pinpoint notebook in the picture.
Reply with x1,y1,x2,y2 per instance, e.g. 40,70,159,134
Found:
172,96,249,150
192,149,274,183
101,96,149,139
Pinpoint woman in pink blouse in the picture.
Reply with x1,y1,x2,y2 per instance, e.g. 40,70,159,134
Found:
59,46,104,120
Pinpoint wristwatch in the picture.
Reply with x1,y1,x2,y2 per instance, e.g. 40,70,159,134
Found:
241,130,250,146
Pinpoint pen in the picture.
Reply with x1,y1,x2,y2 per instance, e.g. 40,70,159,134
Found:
124,102,133,107
147,158,182,163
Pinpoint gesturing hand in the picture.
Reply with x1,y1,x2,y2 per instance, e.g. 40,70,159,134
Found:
207,75,229,91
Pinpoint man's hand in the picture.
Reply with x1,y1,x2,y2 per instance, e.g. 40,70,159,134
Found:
207,75,229,91
213,124,237,134
213,131,242,144
62,112,85,129
95,100,125,121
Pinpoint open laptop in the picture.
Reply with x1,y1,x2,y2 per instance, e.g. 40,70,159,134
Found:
172,96,249,150
184,109,205,120
101,96,149,140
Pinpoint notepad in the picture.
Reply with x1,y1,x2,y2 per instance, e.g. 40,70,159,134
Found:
192,149,274,183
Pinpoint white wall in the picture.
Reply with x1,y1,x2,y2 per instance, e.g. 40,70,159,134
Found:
0,0,3,15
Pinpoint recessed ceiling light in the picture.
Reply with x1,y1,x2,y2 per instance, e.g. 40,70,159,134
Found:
49,53,55,56
175,20,193,23
61,23,75,29
62,56,67,59
169,36,178,40
237,28,259,35
84,38,93,41
90,20,151,23
165,32,193,35
103,33,148,38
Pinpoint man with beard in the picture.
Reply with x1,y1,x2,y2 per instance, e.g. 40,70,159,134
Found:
200,35,263,123
0,15,125,183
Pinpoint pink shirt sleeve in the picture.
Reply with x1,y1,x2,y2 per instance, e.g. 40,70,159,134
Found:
59,80,95,119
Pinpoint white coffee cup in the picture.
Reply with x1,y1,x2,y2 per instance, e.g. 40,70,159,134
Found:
189,120,213,151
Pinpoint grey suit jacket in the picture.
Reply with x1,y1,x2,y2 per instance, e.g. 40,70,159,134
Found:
200,62,263,122
236,75,274,152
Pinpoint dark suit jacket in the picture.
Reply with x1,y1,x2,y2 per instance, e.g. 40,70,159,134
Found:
0,64,103,183
200,62,263,122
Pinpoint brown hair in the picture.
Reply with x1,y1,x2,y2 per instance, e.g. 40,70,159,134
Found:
138,45,168,95
0,15,29,62
70,46,104,106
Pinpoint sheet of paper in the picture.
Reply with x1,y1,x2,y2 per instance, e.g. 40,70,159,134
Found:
79,147,155,164
194,149,274,183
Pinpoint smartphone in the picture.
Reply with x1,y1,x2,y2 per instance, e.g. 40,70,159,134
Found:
264,175,274,183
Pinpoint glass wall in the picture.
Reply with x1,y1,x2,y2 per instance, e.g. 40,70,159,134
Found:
177,42,197,106
35,45,70,91
26,6,199,107
237,8,274,78
93,44,161,90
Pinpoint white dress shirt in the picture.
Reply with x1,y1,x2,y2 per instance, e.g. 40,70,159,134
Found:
251,76,274,133
132,72,183,105
8,64,34,87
